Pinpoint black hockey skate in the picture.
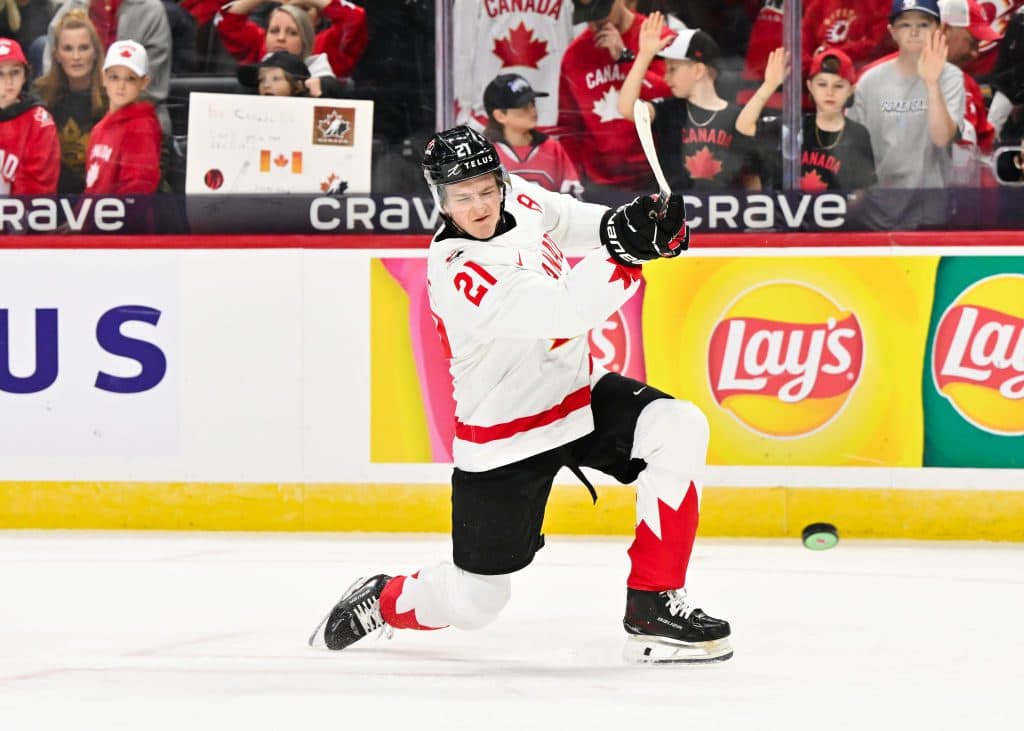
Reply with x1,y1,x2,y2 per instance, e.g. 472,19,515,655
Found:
308,574,393,651
623,587,733,664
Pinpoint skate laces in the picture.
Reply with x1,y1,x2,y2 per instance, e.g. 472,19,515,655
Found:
663,589,696,619
352,597,388,636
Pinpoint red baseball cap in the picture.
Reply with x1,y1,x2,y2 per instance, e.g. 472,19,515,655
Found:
808,48,856,84
939,0,1003,42
0,38,28,67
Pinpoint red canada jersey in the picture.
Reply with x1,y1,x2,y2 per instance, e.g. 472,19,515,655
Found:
557,13,670,189
84,102,162,195
494,132,583,196
0,98,60,195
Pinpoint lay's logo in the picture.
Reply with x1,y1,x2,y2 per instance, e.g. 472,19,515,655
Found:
932,274,1024,435
707,282,863,437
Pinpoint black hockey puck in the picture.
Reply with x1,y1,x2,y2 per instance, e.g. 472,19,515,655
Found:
802,522,839,550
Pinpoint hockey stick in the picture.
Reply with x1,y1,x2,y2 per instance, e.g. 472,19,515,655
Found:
633,99,671,219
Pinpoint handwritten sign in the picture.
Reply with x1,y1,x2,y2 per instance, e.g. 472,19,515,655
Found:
185,93,374,194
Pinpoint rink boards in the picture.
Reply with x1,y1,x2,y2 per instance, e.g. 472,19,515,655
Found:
1,234,1022,540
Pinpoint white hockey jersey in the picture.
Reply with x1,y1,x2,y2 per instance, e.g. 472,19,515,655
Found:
427,175,642,471
453,0,577,128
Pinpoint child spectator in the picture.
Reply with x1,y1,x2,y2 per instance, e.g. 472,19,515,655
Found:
237,50,310,97
738,47,876,191
482,73,583,197
0,36,58,194
216,0,366,79
83,39,160,194
619,13,759,190
847,0,964,189
32,9,104,193
45,0,171,134
557,0,671,194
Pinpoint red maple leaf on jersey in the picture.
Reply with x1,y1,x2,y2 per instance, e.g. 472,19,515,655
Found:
493,22,548,69
607,259,642,289
800,169,829,192
684,146,722,180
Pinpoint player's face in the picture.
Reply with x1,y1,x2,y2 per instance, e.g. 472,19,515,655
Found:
102,65,149,112
259,67,293,96
807,73,852,114
663,59,698,98
889,12,939,53
55,28,97,86
266,10,303,56
444,174,502,239
0,60,26,109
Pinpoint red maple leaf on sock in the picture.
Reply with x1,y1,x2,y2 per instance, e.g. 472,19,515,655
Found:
493,22,548,69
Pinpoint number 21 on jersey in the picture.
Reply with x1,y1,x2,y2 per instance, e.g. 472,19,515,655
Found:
453,261,497,306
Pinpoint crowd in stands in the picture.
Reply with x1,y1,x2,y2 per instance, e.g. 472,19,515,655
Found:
1,0,1023,208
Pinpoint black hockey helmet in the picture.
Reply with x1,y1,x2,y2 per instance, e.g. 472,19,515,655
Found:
422,126,509,212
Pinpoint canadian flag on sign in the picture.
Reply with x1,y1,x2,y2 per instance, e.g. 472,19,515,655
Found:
259,150,303,174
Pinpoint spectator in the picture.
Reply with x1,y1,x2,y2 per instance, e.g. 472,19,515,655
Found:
738,0,783,107
940,0,1003,185
994,104,1023,182
848,0,964,189
482,73,583,197
801,0,893,77
45,0,172,135
453,0,575,130
988,7,1024,140
1,0,55,73
0,36,59,194
162,0,198,74
216,0,366,79
738,47,876,191
237,49,310,97
32,9,105,193
558,0,671,195
962,0,1024,78
619,14,759,190
84,39,160,194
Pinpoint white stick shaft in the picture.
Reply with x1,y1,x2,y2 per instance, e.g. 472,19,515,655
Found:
633,99,671,199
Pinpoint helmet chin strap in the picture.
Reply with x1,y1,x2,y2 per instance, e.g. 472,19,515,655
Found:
432,171,510,239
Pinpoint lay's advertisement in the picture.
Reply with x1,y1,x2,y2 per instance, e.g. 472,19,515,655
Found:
371,255,1024,469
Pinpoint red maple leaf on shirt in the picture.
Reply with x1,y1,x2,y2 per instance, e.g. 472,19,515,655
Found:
493,22,548,69
607,259,642,289
800,169,829,192
684,146,722,180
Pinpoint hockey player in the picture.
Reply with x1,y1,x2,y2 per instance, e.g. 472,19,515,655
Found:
0,37,59,196
309,126,733,664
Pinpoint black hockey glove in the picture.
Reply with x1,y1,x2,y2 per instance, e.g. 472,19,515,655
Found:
600,194,690,267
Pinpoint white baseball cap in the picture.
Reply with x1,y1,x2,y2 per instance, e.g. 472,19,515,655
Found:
103,40,148,77
938,0,1002,41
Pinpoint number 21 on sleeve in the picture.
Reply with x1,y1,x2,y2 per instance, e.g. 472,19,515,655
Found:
453,261,498,306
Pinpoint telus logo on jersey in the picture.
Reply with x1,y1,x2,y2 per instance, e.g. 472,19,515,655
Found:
707,282,863,437
932,274,1024,435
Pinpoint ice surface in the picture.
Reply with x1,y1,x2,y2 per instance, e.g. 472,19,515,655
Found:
1,531,1020,730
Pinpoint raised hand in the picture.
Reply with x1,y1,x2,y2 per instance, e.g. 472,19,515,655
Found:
763,47,789,91
917,29,948,85
638,12,672,60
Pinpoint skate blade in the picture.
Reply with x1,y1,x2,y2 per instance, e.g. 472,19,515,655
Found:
307,575,367,649
623,634,733,664
307,611,331,649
